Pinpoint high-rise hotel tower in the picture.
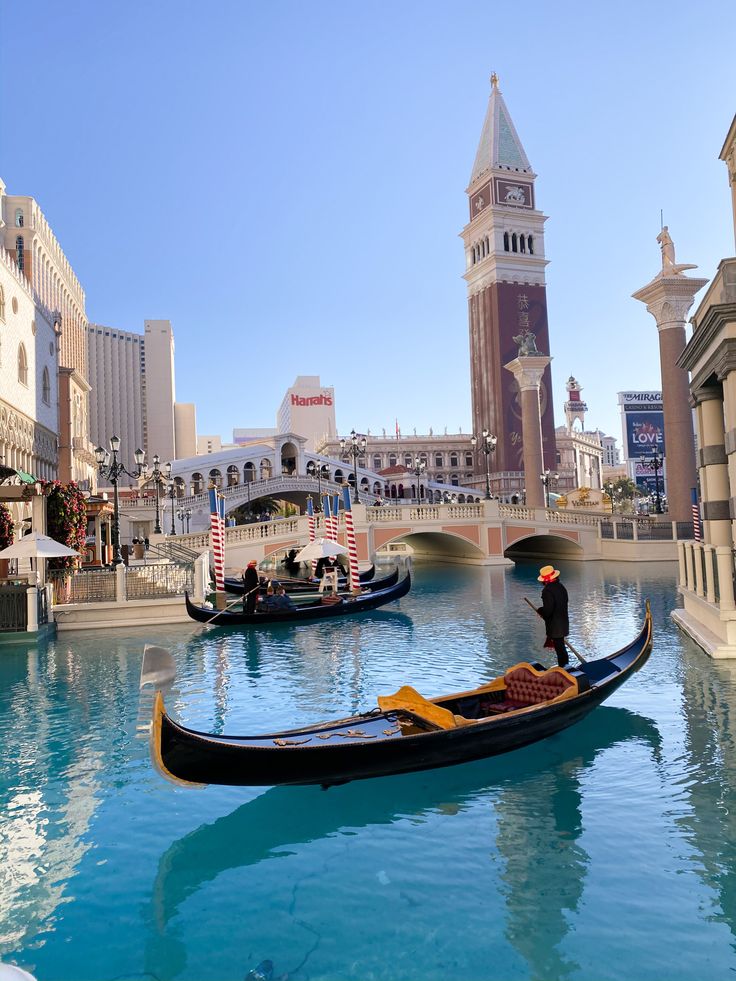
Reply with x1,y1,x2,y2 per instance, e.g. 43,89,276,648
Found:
461,75,556,478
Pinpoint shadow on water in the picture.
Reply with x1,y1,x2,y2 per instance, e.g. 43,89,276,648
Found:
143,705,661,979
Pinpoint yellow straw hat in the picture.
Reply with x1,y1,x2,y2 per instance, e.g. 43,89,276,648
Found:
538,565,561,583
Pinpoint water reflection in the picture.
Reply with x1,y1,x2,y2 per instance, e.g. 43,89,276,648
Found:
678,653,736,948
143,706,660,979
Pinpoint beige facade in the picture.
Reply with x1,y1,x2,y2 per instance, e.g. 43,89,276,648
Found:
143,320,176,461
87,323,146,457
1,177,96,488
674,113,736,657
276,376,336,451
316,432,478,489
0,246,58,479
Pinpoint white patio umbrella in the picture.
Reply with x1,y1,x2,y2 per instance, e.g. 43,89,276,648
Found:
0,531,79,560
294,537,349,562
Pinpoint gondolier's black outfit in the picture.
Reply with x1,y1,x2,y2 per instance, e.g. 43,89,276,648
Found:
243,565,260,614
538,579,570,668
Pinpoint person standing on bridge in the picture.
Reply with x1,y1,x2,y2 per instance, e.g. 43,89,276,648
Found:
243,560,260,614
536,565,570,668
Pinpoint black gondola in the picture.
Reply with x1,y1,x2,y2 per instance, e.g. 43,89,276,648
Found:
223,563,376,595
152,602,652,788
184,571,411,627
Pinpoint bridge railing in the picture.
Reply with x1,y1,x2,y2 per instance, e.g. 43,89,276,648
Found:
367,503,484,522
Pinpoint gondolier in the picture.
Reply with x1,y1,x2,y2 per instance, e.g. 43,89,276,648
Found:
537,565,570,668
242,561,260,614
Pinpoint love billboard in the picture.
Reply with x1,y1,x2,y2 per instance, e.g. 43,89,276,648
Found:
625,411,665,459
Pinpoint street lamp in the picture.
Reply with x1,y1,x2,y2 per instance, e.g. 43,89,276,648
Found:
605,481,616,514
149,454,165,534
471,429,497,500
307,460,330,506
166,462,176,534
411,456,426,504
94,436,145,566
339,430,367,503
651,450,663,514
540,469,559,508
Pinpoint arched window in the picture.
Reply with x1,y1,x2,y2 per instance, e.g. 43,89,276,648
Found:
528,235,534,254
259,458,272,480
388,453,397,467
511,233,518,253
0,284,5,321
208,468,222,488
435,453,443,467
244,462,255,482
226,465,239,486
42,367,50,404
450,453,459,467
503,232,509,252
404,454,412,467
373,454,382,470
191,472,204,495
17,343,28,385
14,209,23,227
16,236,24,273
520,235,526,253
174,476,186,498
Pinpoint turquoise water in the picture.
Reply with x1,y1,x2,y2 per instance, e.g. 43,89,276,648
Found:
2,559,736,981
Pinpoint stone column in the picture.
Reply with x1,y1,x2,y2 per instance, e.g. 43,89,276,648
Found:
633,255,707,522
695,390,731,547
504,355,551,509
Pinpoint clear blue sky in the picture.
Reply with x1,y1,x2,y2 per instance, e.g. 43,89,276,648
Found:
2,1,734,448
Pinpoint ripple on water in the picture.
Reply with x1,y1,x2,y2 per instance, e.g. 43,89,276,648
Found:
3,560,736,980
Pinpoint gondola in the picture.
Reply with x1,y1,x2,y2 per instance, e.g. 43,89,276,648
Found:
152,602,652,788
184,571,411,627
223,563,376,595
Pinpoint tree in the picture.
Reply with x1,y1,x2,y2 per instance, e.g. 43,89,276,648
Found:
0,503,13,550
42,481,87,569
612,477,640,513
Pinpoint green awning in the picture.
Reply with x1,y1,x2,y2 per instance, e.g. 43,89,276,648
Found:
15,470,38,484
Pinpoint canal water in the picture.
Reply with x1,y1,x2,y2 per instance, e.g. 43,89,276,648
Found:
2,559,736,981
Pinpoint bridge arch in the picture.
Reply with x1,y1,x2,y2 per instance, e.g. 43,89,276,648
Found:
375,529,486,561
280,440,299,474
504,532,584,561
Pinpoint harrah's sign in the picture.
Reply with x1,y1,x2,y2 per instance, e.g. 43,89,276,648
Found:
291,393,333,407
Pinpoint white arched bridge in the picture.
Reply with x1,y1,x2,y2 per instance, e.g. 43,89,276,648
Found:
156,500,683,570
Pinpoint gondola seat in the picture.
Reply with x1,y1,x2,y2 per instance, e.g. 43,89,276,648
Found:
491,663,578,712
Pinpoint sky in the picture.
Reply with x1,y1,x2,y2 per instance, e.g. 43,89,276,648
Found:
2,1,735,449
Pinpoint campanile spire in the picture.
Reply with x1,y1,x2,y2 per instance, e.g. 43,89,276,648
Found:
461,78,556,491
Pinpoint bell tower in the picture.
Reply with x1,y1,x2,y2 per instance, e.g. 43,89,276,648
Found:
461,74,556,479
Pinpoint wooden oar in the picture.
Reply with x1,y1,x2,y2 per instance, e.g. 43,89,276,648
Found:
523,596,587,664
200,587,255,627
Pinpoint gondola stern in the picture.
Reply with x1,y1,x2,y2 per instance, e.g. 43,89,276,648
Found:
150,691,207,789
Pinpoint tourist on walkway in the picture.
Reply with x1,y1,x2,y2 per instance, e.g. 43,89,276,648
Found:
536,565,570,668
243,560,260,614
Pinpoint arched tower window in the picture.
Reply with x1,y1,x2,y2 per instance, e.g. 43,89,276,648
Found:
42,367,50,404
528,235,534,254
14,209,23,227
503,232,509,251
18,343,28,385
520,235,526,253
16,236,24,273
511,233,518,253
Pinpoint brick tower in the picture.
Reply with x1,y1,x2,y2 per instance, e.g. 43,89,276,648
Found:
461,74,556,485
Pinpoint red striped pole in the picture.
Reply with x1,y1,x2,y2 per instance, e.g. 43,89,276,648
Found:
342,486,360,594
307,496,317,575
209,486,225,593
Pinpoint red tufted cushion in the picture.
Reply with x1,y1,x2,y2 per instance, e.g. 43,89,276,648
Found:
503,666,575,706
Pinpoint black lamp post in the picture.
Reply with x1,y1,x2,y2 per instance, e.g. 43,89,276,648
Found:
606,481,616,514
411,456,426,504
149,454,164,534
339,430,367,503
307,460,330,507
166,463,176,534
94,436,145,566
471,429,497,500
651,450,663,514
176,507,185,535
540,469,559,508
